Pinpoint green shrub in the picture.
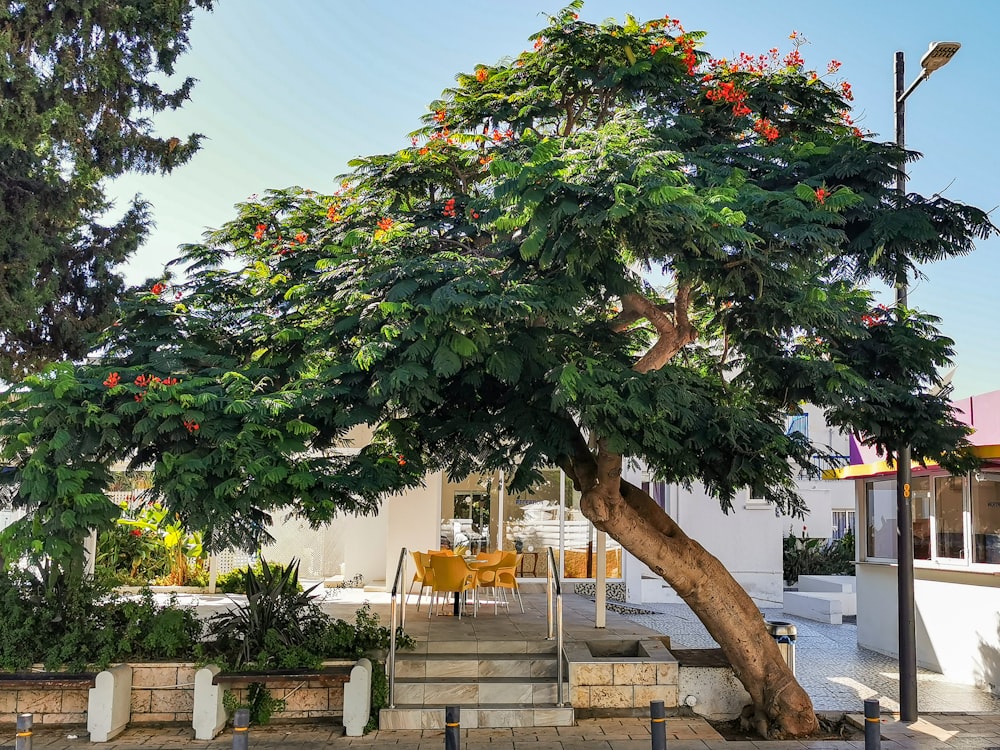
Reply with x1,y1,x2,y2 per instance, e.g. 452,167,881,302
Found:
214,560,303,594
0,571,201,671
783,530,855,585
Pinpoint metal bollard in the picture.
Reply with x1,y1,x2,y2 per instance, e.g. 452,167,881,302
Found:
232,708,250,750
15,713,32,750
445,705,461,750
864,697,880,750
650,700,667,750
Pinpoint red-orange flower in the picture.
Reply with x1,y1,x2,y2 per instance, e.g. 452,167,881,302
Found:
183,420,200,433
135,374,151,387
131,528,142,537
151,282,166,295
814,187,828,204
327,204,341,222
753,118,780,142
253,224,267,241
476,68,488,83
103,372,120,387
377,217,393,232
295,232,307,244
443,198,457,218
433,109,446,123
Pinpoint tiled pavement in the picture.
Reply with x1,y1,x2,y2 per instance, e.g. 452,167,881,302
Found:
16,714,1000,749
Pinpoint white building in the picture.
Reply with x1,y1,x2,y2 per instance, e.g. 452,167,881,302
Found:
305,406,855,608
840,389,1000,692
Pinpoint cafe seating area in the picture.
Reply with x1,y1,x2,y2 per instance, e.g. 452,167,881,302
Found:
408,548,524,619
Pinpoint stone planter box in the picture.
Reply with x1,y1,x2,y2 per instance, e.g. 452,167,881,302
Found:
0,659,356,729
564,638,679,713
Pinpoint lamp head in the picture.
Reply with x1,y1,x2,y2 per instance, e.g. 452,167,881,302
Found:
920,41,960,74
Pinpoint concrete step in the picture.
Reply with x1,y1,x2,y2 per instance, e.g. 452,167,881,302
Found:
782,590,856,624
394,677,567,705
409,639,557,655
395,653,557,679
797,574,855,593
380,705,574,729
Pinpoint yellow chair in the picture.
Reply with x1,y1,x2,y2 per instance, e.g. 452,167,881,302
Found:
473,551,505,612
428,554,478,619
494,551,524,614
408,551,433,611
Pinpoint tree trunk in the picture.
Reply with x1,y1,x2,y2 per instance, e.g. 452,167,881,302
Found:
578,476,818,738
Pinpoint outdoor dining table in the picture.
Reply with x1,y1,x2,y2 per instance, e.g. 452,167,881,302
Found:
450,556,491,616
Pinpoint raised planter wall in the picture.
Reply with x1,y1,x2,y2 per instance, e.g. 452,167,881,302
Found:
0,660,355,726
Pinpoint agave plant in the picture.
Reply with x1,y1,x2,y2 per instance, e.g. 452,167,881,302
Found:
207,558,324,669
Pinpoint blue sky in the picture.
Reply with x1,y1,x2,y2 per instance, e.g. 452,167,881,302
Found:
108,1,999,399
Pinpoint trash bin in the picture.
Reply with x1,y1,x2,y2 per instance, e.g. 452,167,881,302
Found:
765,620,796,675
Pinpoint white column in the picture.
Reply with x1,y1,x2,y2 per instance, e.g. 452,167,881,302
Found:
595,530,606,628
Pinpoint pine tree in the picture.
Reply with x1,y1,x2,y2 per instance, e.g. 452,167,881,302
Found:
0,0,213,378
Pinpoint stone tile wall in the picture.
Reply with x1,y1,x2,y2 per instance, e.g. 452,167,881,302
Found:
0,661,353,726
564,639,679,711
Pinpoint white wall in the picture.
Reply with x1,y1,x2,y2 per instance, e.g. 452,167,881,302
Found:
342,509,388,586
383,471,444,586
786,481,857,541
622,465,784,606
857,562,1000,691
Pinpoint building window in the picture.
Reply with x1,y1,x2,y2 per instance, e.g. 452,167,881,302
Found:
972,473,1000,564
832,510,855,540
934,475,966,559
909,476,932,560
786,413,809,437
865,478,898,559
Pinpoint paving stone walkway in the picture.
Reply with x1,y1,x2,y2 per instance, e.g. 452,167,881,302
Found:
15,714,1000,749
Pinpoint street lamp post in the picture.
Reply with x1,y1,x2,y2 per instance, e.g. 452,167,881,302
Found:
893,40,960,724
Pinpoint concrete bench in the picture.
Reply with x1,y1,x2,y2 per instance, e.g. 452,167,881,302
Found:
782,591,856,624
193,660,371,739
797,574,855,593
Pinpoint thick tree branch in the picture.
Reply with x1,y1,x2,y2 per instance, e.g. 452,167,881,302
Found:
610,285,697,373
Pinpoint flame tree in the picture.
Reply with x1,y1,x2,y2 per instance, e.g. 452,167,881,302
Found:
1,4,994,736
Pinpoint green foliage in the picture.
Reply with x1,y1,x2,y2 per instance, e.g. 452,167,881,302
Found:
205,559,324,670
223,683,286,726
205,561,413,671
215,561,304,594
782,531,855,585
0,0,214,378
96,494,207,586
0,5,994,583
0,572,201,671
366,661,388,733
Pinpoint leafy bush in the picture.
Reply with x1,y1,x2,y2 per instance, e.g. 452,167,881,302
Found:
783,530,855,585
214,560,303,594
205,558,326,670
0,571,201,671
95,497,207,587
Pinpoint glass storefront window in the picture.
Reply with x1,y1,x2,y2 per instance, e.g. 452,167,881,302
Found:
911,476,932,560
973,473,1000,564
934,475,965,559
865,479,897,559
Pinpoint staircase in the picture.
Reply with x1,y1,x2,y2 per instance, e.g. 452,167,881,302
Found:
379,637,574,729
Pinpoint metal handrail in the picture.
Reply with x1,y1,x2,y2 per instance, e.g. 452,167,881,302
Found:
545,546,564,706
388,546,408,709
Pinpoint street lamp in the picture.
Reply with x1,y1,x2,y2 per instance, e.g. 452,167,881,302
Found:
893,40,960,724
